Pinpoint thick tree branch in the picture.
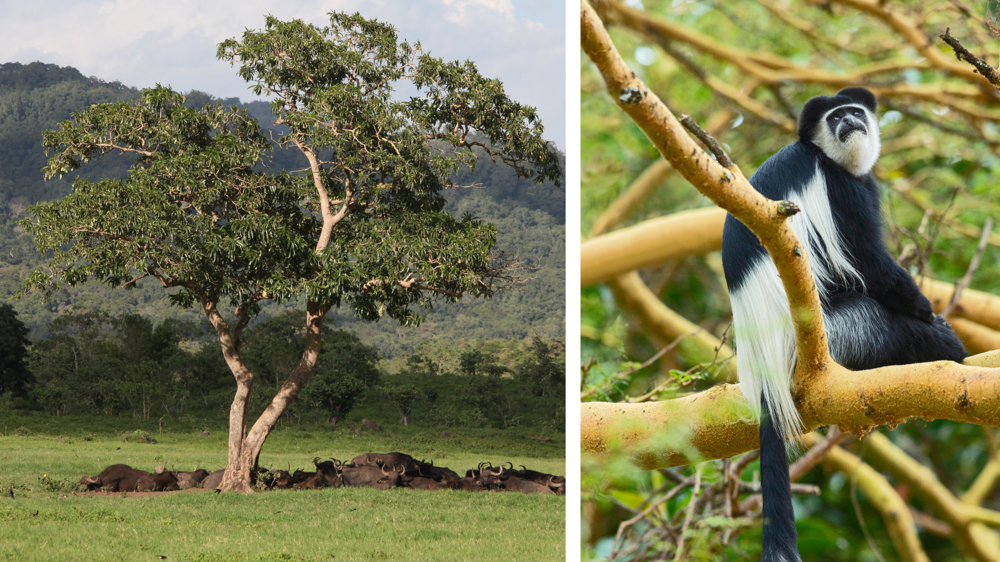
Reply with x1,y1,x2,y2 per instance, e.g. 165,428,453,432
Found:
920,278,1000,332
589,159,673,238
951,317,1000,354
581,351,1000,469
606,271,737,384
582,207,727,286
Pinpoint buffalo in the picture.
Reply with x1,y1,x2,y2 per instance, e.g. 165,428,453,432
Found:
136,469,180,492
496,475,556,494
175,469,210,490
79,464,149,492
405,476,450,491
509,464,566,495
340,463,406,490
415,460,460,482
296,458,342,489
349,452,421,473
475,463,561,494
449,476,484,492
201,469,225,490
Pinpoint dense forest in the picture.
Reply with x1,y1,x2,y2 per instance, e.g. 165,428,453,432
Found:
0,61,565,432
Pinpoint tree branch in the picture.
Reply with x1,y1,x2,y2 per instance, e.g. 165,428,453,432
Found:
606,271,737,384
939,28,1000,86
582,207,727,286
589,159,673,238
862,432,1000,561
816,436,931,562
584,0,832,375
581,351,1000,469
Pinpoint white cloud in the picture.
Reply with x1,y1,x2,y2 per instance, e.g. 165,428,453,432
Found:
0,0,564,147
441,0,515,24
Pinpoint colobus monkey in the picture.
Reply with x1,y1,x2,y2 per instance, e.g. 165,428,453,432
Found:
721,87,967,562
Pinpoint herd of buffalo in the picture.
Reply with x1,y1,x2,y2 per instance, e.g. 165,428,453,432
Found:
78,452,566,495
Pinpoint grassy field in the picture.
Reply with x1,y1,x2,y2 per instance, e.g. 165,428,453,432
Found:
0,414,565,562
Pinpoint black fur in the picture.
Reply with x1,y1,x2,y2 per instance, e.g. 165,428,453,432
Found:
723,87,966,562
760,398,798,562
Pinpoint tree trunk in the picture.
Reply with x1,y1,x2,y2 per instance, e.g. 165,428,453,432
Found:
238,301,328,478
203,299,329,493
202,298,256,493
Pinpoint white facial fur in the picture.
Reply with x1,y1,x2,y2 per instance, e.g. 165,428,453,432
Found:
811,104,880,176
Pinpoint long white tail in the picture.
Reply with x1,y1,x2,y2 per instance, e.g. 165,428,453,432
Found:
731,257,802,441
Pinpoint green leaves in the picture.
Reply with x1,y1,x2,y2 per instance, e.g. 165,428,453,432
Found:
22,86,315,313
24,11,562,340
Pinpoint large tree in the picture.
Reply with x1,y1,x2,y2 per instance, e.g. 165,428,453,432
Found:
21,12,561,492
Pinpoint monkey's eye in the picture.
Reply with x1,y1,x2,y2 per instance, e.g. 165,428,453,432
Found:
852,110,863,117
831,116,840,122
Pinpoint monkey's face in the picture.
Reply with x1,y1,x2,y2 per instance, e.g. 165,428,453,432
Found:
812,104,881,177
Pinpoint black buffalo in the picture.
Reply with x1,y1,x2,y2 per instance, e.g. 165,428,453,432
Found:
296,458,342,489
340,463,406,490
404,476,450,491
78,464,149,492
136,470,180,492
415,460,460,482
349,452,421,473
175,469,210,490
201,469,225,490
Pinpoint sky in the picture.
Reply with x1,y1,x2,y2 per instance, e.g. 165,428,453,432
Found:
1,0,565,148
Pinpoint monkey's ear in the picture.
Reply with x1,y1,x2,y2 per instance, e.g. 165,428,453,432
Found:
836,87,876,113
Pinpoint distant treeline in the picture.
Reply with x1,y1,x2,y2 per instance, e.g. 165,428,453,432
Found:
2,306,564,432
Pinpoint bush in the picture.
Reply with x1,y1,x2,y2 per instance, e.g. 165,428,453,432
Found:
37,473,78,493
120,429,157,443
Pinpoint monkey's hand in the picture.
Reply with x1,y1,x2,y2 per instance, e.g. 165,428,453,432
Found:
910,293,935,324
873,269,935,324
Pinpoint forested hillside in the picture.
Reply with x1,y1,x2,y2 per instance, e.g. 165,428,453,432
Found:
0,62,565,359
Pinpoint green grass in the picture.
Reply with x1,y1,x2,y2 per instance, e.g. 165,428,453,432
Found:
0,417,565,562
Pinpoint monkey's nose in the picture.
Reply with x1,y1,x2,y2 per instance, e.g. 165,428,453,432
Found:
838,116,867,141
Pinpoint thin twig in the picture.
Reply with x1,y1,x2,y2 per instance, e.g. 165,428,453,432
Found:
942,217,993,318
737,481,822,495
619,333,695,380
852,440,888,562
611,476,695,559
789,427,845,481
679,114,734,168
673,465,704,561
939,28,1000,86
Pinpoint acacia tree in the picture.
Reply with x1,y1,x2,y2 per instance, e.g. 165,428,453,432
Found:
21,12,561,492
